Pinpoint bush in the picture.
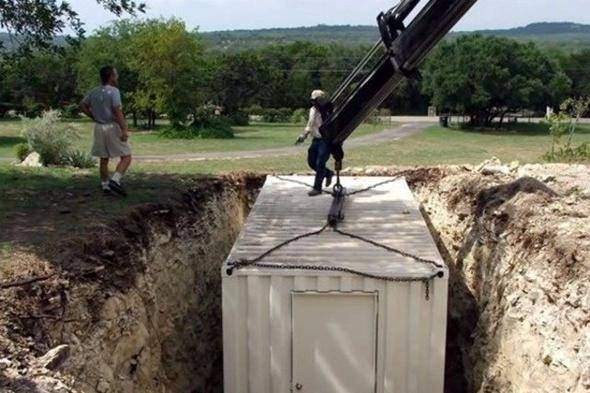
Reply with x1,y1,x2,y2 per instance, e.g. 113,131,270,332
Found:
21,97,44,119
245,105,264,116
14,143,32,162
262,108,293,123
291,108,308,124
65,150,96,168
21,110,79,166
544,143,590,162
226,111,250,126
199,125,235,139
160,108,234,139
159,125,200,139
62,103,81,119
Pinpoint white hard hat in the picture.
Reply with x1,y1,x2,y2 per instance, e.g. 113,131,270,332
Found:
311,90,327,100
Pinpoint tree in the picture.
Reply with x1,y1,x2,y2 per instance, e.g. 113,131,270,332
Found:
0,0,144,52
76,19,206,128
422,35,571,126
127,19,206,128
561,50,590,98
1,48,78,116
211,51,273,114
76,20,141,125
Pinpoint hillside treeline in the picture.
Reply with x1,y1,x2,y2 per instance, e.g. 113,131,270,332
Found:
0,19,588,127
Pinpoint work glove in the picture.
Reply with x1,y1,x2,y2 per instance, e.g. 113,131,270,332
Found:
295,134,307,145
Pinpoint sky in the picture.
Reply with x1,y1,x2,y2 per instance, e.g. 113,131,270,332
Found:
70,0,590,33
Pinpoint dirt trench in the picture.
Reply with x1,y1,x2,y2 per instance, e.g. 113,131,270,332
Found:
1,164,589,393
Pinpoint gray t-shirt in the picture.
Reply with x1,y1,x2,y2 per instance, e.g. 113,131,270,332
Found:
82,85,122,124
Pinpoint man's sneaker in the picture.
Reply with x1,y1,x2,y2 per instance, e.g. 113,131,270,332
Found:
108,180,127,197
103,187,115,196
325,172,333,188
308,189,322,197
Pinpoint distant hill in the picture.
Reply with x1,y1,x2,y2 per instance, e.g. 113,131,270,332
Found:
202,25,380,50
0,32,68,51
203,22,590,52
3,22,590,53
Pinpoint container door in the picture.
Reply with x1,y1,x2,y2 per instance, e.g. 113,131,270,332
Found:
291,292,378,393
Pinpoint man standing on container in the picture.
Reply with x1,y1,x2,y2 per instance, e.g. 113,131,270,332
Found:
296,90,334,197
80,66,132,197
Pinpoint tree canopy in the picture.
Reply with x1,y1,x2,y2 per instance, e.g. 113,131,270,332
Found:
422,35,571,125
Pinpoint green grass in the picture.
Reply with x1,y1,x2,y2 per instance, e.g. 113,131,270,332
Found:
0,120,389,159
2,121,588,250
130,122,590,174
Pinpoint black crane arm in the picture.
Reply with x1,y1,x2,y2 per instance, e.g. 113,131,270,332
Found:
321,0,478,150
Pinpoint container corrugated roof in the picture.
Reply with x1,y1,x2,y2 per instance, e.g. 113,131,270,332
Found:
225,176,446,278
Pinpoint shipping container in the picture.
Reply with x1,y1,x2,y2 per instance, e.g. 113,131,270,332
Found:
222,176,448,393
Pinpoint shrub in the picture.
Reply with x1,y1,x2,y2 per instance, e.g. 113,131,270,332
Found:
226,111,250,126
14,143,32,162
65,150,96,168
21,110,79,166
199,124,234,139
21,98,45,119
160,108,234,139
159,125,200,139
291,108,308,124
62,103,81,119
245,105,264,116
262,108,293,123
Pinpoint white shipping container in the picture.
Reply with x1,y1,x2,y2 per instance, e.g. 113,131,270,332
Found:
222,176,448,393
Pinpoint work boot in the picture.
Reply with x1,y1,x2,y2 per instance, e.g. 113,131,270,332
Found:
308,189,322,197
325,172,333,188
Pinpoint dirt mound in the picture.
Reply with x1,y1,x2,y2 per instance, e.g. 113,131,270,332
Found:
1,163,588,393
0,174,264,393
411,163,589,393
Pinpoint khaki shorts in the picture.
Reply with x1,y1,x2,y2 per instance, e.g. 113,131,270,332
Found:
91,123,132,158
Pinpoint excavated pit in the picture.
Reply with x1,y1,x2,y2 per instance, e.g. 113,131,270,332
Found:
1,165,588,393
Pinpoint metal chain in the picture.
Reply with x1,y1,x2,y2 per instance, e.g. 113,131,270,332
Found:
275,171,410,197
332,228,444,270
227,173,444,300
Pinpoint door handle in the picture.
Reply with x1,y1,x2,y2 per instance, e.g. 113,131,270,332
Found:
295,382,303,390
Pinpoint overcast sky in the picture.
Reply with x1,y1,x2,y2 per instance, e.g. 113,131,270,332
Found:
70,0,590,33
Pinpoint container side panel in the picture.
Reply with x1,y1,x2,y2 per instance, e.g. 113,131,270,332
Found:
407,282,423,393
429,278,448,392
384,282,410,393
340,276,353,292
247,276,271,393
294,276,318,291
236,277,249,393
317,276,340,292
375,281,387,393
222,277,239,393
417,281,434,393
270,276,293,392
350,277,365,291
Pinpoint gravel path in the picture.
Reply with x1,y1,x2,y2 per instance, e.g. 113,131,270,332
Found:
0,122,430,163
134,122,430,162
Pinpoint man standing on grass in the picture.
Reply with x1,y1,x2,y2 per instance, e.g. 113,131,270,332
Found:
80,66,131,197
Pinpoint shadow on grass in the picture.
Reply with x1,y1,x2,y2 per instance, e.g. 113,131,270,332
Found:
0,166,227,252
0,135,26,148
449,122,590,137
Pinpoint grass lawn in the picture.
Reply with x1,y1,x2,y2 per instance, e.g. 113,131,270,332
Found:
1,121,588,253
132,122,590,174
0,119,390,159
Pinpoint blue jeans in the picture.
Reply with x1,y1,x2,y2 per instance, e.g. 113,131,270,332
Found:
308,138,334,191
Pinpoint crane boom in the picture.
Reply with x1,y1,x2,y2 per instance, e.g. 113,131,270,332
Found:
321,0,478,149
